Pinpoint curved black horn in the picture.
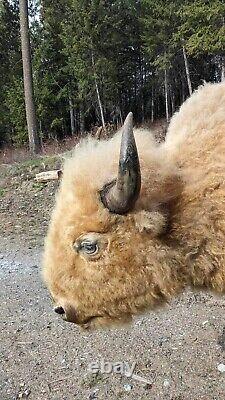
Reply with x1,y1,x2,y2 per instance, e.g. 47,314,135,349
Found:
100,112,141,214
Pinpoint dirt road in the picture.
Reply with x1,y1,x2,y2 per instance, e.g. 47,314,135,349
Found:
1,235,225,400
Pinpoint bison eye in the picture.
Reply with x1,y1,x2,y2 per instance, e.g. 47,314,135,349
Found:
74,233,106,257
80,240,98,255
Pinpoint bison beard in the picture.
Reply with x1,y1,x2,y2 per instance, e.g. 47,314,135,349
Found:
42,81,225,330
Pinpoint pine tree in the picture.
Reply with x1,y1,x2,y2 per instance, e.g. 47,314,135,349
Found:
175,0,225,82
19,0,40,153
1,0,225,148
0,0,21,144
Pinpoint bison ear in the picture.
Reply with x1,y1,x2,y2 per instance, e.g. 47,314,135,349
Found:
134,210,167,237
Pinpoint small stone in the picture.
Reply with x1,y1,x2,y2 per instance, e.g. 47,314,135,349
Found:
89,392,98,400
31,264,38,269
163,379,170,387
123,383,133,391
135,319,144,327
144,383,152,390
17,387,31,398
218,363,225,373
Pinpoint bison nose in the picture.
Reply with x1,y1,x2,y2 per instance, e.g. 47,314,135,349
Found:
54,306,65,315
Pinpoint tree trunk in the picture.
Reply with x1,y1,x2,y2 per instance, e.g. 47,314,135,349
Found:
142,105,144,123
170,86,175,115
182,45,192,96
140,54,145,123
221,55,225,82
69,95,75,135
221,18,225,82
91,52,106,130
80,104,85,135
181,77,186,103
164,69,169,122
151,87,154,123
19,0,40,154
119,108,123,125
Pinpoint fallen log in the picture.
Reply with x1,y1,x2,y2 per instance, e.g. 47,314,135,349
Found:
35,169,62,182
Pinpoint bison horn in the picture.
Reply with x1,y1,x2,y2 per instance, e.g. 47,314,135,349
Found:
100,112,141,214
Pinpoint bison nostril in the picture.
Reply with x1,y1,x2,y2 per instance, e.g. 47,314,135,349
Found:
54,306,65,315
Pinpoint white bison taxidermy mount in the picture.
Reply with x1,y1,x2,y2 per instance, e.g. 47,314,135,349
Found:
42,82,225,330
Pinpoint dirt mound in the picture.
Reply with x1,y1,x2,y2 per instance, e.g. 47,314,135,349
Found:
0,155,62,247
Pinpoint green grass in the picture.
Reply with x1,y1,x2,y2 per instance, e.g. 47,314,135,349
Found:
0,154,63,181
81,371,106,388
16,154,60,170
0,187,5,197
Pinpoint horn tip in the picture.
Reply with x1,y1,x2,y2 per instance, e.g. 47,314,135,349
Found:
124,112,133,126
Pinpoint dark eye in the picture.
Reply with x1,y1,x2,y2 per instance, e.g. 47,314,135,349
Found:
80,241,98,255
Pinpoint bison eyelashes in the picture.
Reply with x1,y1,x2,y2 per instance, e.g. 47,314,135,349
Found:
73,233,109,259
74,240,99,256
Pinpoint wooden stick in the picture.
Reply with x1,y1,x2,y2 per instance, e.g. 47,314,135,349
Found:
35,169,62,182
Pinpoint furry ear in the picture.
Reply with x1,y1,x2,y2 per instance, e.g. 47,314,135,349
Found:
134,210,167,237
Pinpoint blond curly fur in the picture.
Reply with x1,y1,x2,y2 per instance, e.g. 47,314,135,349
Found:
42,82,225,330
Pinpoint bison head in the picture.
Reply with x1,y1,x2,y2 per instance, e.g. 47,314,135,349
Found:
42,114,184,329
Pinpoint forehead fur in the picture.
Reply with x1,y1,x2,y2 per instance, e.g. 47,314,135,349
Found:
57,128,175,216
61,128,159,195
47,127,181,257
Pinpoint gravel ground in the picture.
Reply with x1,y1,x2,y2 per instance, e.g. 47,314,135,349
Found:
1,235,225,400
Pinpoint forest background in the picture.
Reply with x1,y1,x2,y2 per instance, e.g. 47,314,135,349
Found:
1,0,225,150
